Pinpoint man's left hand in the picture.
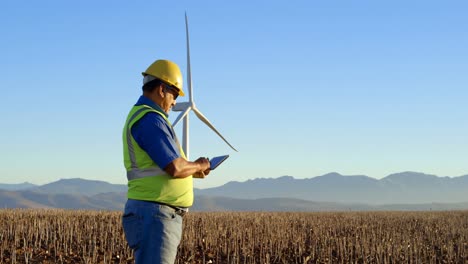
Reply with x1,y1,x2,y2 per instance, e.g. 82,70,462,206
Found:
193,168,211,179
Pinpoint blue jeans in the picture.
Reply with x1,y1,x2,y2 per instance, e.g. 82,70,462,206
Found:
122,199,183,264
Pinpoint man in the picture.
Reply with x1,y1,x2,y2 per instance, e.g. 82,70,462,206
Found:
122,59,211,263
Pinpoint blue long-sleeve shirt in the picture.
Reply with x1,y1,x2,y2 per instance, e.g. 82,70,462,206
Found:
131,95,181,170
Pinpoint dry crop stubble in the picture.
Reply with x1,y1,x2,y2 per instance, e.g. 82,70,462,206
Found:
0,210,466,263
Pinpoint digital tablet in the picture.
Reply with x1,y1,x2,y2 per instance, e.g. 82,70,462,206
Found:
209,155,229,170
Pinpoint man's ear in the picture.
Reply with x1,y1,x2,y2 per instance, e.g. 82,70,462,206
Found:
158,85,165,98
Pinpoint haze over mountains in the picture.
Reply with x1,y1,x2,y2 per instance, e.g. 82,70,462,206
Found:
1,172,467,211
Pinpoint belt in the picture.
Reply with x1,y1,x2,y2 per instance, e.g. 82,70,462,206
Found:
127,199,189,217
172,206,189,217
158,202,189,217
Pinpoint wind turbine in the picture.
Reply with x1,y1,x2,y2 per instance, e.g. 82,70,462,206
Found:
172,13,238,159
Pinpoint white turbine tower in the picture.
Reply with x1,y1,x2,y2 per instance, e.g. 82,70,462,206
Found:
172,13,238,159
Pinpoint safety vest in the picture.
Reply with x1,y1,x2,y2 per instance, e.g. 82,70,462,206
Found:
122,104,193,207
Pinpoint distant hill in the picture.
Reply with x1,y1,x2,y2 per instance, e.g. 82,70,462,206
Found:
1,172,467,211
195,172,468,204
31,178,127,196
0,182,37,191
0,190,126,210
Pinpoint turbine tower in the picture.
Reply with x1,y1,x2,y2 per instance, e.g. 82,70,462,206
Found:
172,13,237,159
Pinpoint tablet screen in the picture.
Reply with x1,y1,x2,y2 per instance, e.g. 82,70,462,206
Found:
209,155,229,170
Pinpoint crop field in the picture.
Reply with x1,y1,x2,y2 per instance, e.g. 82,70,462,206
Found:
0,210,466,263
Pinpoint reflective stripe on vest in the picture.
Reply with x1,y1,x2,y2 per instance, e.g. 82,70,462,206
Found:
127,168,166,180
125,106,169,181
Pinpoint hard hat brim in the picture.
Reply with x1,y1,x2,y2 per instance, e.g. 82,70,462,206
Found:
176,88,185,96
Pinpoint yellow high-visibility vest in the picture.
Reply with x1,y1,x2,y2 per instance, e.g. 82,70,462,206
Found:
122,104,193,207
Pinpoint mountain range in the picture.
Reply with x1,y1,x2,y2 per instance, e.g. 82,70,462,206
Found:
1,172,467,211
195,172,468,204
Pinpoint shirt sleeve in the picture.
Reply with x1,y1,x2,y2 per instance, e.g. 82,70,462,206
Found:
131,112,181,170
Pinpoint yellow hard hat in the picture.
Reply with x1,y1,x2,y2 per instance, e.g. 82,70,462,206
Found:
142,59,185,96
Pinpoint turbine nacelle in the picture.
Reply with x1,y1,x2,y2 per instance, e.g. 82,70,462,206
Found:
172,102,193,113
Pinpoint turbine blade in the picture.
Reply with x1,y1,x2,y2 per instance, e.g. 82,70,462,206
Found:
172,106,191,127
192,108,238,152
185,13,193,102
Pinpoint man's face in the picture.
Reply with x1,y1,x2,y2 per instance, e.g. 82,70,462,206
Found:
160,84,179,113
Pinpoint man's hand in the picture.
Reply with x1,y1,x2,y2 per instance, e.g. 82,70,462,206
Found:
193,171,206,178
193,157,211,178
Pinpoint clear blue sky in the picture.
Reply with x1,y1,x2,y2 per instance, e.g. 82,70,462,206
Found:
1,1,467,188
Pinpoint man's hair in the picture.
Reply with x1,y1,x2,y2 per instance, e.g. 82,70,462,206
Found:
142,78,163,93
